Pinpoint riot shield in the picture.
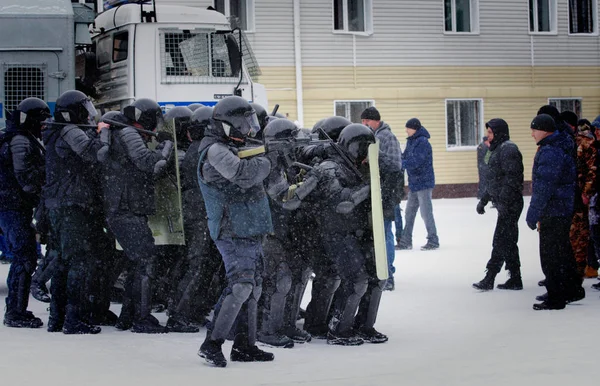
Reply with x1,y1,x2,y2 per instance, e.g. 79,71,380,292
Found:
147,118,185,245
368,140,389,281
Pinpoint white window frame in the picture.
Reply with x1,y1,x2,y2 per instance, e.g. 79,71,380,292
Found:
445,98,484,151
548,97,583,118
567,0,599,35
529,0,558,35
443,0,480,35
332,0,374,36
334,100,375,122
214,0,255,33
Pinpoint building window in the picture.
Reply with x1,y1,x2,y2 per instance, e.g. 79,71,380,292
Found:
529,0,557,33
214,0,254,32
569,0,597,34
335,100,373,123
444,0,479,33
333,0,373,34
446,99,483,148
3,64,46,114
549,98,583,118
112,31,128,63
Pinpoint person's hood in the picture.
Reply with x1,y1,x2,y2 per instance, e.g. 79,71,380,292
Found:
375,121,391,135
407,126,430,141
486,118,510,151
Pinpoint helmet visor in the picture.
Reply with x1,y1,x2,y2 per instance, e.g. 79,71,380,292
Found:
242,111,261,138
155,112,166,132
83,99,98,122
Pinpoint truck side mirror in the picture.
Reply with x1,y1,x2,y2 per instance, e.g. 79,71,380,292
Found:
226,35,242,77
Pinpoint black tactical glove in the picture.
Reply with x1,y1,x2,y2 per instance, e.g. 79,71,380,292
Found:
156,131,174,143
476,201,486,215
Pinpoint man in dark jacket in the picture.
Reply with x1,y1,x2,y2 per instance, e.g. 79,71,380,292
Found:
98,99,173,334
361,106,403,290
0,97,49,328
477,136,490,199
398,118,439,250
526,114,584,310
43,90,105,334
197,96,274,368
473,119,524,291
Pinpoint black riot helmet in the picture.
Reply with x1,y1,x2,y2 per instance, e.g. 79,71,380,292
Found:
187,103,205,112
54,90,97,124
164,106,193,145
338,124,376,164
101,110,130,129
263,118,299,145
250,103,268,131
313,116,352,142
212,96,260,146
16,97,51,138
123,98,164,131
189,106,213,141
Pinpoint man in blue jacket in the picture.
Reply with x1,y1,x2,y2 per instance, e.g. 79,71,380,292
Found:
397,118,439,251
527,114,584,310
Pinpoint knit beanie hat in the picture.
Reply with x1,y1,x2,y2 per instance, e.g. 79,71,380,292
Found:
530,114,556,132
405,118,421,130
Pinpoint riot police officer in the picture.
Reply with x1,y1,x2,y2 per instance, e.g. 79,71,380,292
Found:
166,106,223,332
43,90,105,334
98,99,173,334
197,96,274,367
0,97,50,328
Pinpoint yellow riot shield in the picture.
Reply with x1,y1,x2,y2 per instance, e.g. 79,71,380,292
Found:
147,118,185,245
368,140,389,281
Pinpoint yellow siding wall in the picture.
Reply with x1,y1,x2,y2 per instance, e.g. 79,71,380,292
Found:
258,66,600,185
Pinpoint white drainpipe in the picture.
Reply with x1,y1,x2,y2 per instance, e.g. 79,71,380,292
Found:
293,0,304,127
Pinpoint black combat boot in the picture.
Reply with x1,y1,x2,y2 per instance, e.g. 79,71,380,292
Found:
356,326,388,344
131,315,168,334
472,270,496,291
88,310,119,326
3,310,43,329
63,305,101,335
281,325,312,343
257,332,294,348
30,281,51,303
167,314,200,333
198,334,227,367
230,334,275,362
497,270,523,290
326,328,364,346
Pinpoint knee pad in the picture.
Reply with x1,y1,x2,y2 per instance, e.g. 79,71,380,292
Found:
231,282,254,303
353,279,368,298
275,264,292,294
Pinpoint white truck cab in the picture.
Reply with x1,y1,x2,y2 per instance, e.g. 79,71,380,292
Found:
93,3,267,112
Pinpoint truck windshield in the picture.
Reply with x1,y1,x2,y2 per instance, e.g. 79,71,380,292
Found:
161,30,241,83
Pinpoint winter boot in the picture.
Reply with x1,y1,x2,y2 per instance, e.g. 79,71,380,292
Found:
257,332,294,348
131,316,168,334
30,281,51,303
281,325,312,343
198,335,227,368
88,310,118,326
63,305,101,335
420,243,439,251
167,315,200,333
533,301,565,310
305,324,329,340
3,311,43,329
472,271,496,291
230,334,275,362
356,326,388,344
496,271,523,290
326,329,364,346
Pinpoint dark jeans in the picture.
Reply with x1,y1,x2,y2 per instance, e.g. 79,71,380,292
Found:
539,217,581,305
486,200,523,274
0,210,37,314
394,205,403,243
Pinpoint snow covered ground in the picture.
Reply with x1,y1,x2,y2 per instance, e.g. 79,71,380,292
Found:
0,197,598,386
